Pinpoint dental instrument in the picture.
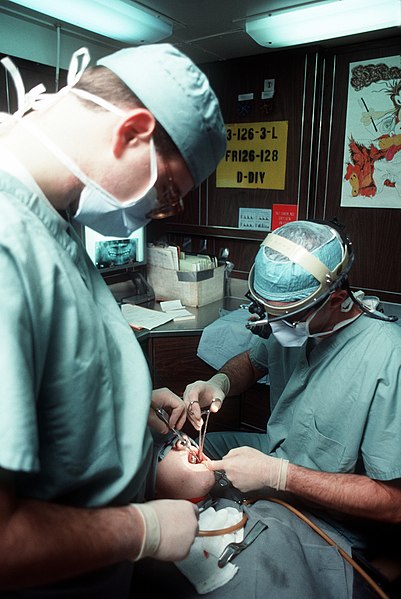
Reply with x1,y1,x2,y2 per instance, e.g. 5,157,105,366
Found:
154,407,200,462
218,520,268,568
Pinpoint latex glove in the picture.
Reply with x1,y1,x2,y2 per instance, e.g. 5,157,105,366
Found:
208,446,289,493
183,374,230,431
131,499,199,562
148,387,186,433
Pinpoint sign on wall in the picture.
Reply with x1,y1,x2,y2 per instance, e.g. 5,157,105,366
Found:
341,55,401,208
272,204,298,230
216,121,288,189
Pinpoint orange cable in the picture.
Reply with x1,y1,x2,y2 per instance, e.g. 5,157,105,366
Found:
244,496,391,599
198,512,248,537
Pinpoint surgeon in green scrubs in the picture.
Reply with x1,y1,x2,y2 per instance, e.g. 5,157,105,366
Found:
0,43,226,597
184,220,401,562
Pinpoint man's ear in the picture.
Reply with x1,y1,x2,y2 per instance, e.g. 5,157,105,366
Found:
113,108,156,157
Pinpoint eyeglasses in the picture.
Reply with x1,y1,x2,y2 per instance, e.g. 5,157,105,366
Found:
145,158,184,220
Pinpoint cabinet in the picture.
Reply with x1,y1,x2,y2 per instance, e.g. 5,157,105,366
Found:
144,334,270,435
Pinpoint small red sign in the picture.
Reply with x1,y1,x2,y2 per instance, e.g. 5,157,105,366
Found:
272,204,298,230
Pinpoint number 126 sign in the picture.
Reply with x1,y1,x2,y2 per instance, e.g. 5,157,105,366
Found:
216,121,288,189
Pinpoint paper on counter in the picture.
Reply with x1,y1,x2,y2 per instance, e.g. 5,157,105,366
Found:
170,309,195,321
121,304,173,330
160,299,184,311
160,299,195,321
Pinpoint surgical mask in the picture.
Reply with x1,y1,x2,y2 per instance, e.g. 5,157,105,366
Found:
270,297,361,347
73,137,158,237
1,48,159,237
270,320,309,347
21,116,160,238
21,111,159,238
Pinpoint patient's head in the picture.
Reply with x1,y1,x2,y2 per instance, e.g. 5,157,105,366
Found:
155,433,215,501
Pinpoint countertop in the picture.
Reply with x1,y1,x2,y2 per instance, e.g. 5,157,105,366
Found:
127,296,247,341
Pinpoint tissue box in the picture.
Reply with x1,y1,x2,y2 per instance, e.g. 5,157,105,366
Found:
147,265,225,307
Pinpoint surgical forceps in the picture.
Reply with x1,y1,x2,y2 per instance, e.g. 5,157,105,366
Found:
218,520,268,568
197,407,211,462
154,408,200,462
196,398,221,461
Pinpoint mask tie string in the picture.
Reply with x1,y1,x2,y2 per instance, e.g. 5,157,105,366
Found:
0,47,92,130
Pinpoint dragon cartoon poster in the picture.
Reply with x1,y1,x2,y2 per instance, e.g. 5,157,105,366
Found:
341,55,401,208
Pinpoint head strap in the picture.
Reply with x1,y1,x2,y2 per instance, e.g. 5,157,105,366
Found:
263,233,333,284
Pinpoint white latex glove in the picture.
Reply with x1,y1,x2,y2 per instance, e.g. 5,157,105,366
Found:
183,374,230,431
208,446,289,493
148,387,187,433
131,499,199,562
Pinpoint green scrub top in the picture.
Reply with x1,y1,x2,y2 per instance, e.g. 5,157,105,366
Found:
249,315,401,480
0,169,153,507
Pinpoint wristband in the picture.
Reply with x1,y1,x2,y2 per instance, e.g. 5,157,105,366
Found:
208,373,231,397
131,503,161,561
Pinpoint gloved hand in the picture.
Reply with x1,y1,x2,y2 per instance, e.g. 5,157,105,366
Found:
183,374,230,431
131,499,199,562
148,387,187,433
208,446,289,493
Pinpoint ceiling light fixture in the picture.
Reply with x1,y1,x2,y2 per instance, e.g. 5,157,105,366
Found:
9,0,173,44
245,0,401,49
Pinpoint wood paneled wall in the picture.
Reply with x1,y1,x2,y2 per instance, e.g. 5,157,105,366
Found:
148,34,401,302
314,36,401,302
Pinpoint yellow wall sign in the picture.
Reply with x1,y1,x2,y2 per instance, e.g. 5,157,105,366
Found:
216,121,288,189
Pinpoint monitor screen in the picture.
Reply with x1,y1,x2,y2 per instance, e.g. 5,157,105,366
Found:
83,226,146,273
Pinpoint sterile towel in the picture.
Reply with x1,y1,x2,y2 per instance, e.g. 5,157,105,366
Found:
175,506,245,594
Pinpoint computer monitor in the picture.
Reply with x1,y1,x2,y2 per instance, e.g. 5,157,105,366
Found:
83,226,147,274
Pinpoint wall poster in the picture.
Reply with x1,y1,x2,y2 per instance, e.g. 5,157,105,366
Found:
341,55,401,209
216,121,288,189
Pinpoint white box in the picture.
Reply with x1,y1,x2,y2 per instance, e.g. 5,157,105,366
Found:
147,265,225,307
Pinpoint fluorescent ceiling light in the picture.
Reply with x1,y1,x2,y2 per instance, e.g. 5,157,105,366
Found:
10,0,172,44
246,0,401,48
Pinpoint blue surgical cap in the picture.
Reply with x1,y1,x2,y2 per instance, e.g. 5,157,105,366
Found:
253,221,344,302
97,44,226,187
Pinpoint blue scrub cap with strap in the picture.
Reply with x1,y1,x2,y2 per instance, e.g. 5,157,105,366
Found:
97,43,226,187
253,221,345,302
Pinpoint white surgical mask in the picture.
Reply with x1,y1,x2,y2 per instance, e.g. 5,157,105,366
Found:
73,137,158,237
270,320,309,347
270,297,361,348
75,185,156,238
21,114,159,238
2,47,160,238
